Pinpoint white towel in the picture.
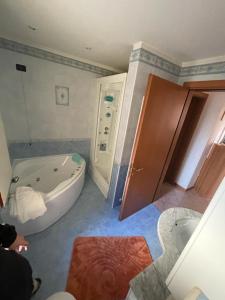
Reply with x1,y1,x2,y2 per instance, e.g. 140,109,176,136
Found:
9,186,47,223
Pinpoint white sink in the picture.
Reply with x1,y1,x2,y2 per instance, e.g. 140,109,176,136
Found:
158,208,202,255
171,217,201,252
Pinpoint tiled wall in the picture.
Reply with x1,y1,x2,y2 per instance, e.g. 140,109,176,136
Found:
8,139,90,165
108,47,225,208
0,38,115,163
0,38,114,77
108,53,179,207
0,48,101,142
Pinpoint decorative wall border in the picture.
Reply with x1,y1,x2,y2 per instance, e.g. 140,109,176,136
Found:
0,37,115,76
2,37,225,78
180,61,225,77
131,48,225,78
130,48,181,76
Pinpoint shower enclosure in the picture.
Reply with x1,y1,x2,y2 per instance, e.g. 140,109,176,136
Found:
90,73,127,197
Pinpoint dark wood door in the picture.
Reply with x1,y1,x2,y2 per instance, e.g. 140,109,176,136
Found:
120,75,189,220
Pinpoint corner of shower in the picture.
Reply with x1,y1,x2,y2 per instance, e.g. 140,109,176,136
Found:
89,73,127,198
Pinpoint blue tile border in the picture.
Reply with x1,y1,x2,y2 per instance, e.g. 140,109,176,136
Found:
108,163,129,208
8,139,91,166
180,61,225,77
107,163,120,205
131,48,225,78
130,48,181,76
0,37,115,76
113,164,128,207
2,36,225,78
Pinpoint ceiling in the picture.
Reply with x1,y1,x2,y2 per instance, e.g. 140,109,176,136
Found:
0,0,225,70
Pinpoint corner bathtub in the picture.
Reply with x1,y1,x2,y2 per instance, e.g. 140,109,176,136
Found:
1,153,86,236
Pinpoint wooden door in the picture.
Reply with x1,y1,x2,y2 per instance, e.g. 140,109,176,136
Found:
195,143,225,199
120,75,189,220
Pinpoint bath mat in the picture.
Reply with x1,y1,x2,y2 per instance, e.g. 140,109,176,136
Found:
66,236,152,300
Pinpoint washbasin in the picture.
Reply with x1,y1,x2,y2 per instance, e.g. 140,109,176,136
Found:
158,208,202,255
171,217,201,252
128,208,202,300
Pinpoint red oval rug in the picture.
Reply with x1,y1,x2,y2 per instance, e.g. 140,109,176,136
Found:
66,236,152,300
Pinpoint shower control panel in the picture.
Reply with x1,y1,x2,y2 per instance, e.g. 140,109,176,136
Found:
94,81,123,165
97,88,119,153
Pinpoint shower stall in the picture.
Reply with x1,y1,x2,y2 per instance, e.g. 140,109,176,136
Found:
90,73,127,197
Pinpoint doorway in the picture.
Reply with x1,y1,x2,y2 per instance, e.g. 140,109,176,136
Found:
120,76,225,220
165,92,208,185
164,91,225,194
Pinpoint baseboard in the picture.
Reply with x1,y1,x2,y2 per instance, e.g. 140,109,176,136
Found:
175,183,194,191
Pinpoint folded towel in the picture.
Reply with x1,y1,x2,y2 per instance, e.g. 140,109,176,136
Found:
9,186,47,223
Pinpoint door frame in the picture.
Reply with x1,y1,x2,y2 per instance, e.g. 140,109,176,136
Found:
184,80,225,91
154,90,209,199
159,79,225,195
164,79,225,194
120,75,190,219
165,91,208,187
120,79,225,219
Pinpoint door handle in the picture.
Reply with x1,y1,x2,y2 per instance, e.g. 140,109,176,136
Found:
128,165,144,177
133,167,144,173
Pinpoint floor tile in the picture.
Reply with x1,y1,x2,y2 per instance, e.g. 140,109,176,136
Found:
155,182,210,214
24,176,162,300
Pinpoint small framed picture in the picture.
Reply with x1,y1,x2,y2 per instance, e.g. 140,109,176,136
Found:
55,86,69,106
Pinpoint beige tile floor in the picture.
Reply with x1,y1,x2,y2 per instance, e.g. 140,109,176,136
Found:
154,182,211,214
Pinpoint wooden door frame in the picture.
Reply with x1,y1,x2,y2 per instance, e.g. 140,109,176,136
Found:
119,78,225,219
119,75,190,220
181,79,225,191
184,80,225,91
165,92,208,186
154,79,225,199
154,90,208,200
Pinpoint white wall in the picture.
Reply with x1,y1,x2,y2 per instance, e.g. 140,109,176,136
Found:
110,57,179,206
175,92,225,189
0,113,12,205
167,177,225,300
0,48,99,142
117,60,178,166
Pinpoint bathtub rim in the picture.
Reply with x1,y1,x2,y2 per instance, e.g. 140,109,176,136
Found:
10,153,86,204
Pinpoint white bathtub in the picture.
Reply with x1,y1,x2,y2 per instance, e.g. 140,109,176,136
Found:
1,153,86,236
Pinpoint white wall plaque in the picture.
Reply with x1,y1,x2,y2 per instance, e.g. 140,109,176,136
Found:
55,86,69,106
